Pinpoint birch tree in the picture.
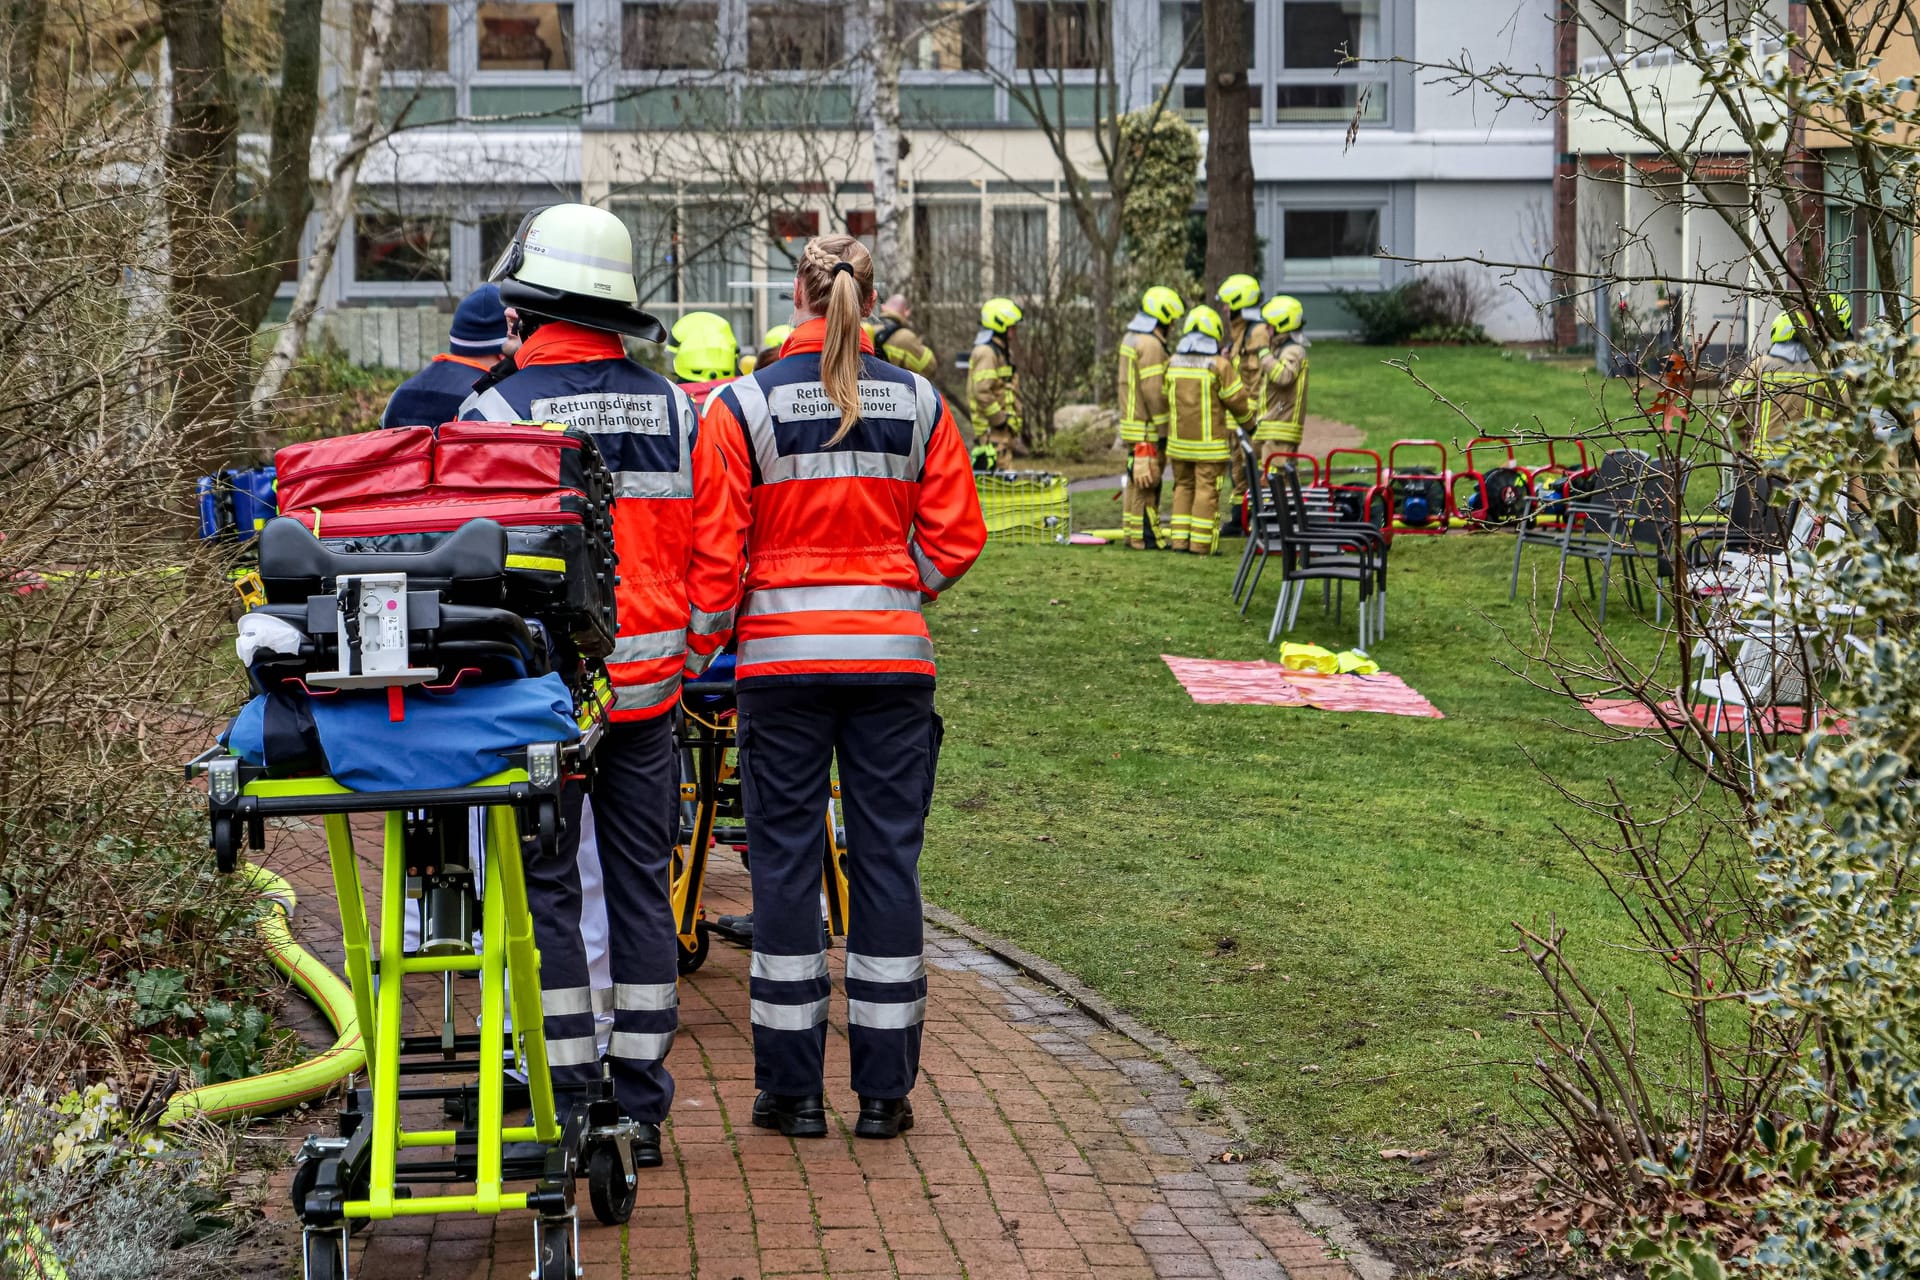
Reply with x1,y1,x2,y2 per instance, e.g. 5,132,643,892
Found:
249,0,399,415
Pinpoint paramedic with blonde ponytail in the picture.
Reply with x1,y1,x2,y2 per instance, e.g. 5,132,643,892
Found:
695,236,987,1141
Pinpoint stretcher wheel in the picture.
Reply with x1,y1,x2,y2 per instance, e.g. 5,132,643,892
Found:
586,1142,637,1225
676,922,712,975
289,1153,318,1218
302,1229,346,1280
535,1218,577,1280
211,813,239,874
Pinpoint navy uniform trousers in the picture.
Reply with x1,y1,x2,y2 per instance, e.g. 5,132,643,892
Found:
525,715,679,1123
738,684,944,1100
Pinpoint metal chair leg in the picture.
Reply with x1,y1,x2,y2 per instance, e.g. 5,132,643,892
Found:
1268,582,1290,644
1240,548,1267,617
1510,527,1526,601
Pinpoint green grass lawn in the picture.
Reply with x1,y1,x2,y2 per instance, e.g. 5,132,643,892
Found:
1309,342,1617,467
922,529,1692,1194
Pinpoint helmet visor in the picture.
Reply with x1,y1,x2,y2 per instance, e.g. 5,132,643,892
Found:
486,206,552,284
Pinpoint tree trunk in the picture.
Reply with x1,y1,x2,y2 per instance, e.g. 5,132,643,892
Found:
160,0,250,470
1200,0,1254,290
235,0,324,334
1551,0,1578,349
866,0,906,295
249,0,398,415
3,0,48,137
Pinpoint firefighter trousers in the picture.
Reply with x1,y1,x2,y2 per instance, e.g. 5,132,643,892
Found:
1170,459,1227,554
1123,445,1165,548
528,715,679,1123
737,684,943,1100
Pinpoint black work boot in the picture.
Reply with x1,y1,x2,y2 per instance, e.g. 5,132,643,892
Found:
633,1121,663,1168
751,1092,828,1138
854,1096,914,1140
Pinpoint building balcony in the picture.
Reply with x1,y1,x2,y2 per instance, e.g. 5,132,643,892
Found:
1569,38,1786,157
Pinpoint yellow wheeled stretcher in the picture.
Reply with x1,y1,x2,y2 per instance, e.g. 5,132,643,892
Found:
667,652,849,972
191,501,636,1280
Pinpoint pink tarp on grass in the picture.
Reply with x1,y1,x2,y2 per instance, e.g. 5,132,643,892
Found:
1582,697,1848,735
1161,656,1444,719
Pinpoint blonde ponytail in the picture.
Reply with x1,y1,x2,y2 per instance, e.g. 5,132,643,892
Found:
798,235,875,446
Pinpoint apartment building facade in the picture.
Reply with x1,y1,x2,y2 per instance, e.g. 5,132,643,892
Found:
1566,0,1917,361
302,0,1558,358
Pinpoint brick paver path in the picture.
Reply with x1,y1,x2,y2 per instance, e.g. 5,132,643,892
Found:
259,818,1358,1280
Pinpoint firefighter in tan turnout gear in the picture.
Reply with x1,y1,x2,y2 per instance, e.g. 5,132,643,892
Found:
1117,286,1184,549
968,298,1024,469
1165,305,1253,555
1217,274,1270,530
1726,295,1850,460
1253,295,1309,475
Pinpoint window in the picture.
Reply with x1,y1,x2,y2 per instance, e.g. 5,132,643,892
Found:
475,2,575,72
1281,207,1380,283
991,207,1048,288
749,2,845,70
354,213,451,284
767,208,821,276
613,200,752,340
622,2,718,69
354,2,448,70
1160,2,1259,124
1275,0,1385,123
914,203,980,303
1015,0,1099,70
1157,1,1253,70
899,2,985,71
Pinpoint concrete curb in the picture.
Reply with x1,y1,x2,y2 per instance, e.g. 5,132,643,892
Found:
922,902,1397,1280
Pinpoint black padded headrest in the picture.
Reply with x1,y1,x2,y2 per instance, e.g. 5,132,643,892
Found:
258,517,509,607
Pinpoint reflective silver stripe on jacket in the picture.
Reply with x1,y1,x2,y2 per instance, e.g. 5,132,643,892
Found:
845,953,926,984
909,539,957,593
612,673,682,709
742,586,922,617
613,982,679,1012
684,647,719,676
751,997,830,1030
460,386,518,422
689,605,734,635
609,628,687,664
545,1034,601,1067
608,1030,675,1061
541,985,595,1017
737,634,935,666
847,997,927,1030
599,383,696,498
727,369,940,486
751,951,830,982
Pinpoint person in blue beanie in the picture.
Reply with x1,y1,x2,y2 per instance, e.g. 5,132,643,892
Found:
380,284,522,427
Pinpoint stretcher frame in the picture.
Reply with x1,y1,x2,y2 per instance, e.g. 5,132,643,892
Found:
190,724,638,1280
668,676,849,973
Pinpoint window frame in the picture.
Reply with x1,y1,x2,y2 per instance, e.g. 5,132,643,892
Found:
1256,182,1409,294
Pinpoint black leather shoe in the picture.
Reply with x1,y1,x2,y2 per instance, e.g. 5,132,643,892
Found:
854,1096,914,1139
633,1121,663,1168
751,1092,828,1138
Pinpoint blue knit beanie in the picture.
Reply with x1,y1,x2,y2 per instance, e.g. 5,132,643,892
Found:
449,283,508,354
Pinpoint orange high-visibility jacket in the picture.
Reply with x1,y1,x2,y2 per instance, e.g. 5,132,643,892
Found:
694,318,987,685
460,321,735,720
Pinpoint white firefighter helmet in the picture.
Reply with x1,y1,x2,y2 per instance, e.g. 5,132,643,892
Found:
489,203,666,342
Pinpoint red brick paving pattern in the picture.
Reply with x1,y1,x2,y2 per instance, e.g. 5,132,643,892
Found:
258,817,1356,1279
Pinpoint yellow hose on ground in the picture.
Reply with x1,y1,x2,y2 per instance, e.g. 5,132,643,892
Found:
160,864,363,1126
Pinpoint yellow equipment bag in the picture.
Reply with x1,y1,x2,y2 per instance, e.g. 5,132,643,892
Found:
1279,642,1339,673
1335,650,1378,675
975,471,1070,544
